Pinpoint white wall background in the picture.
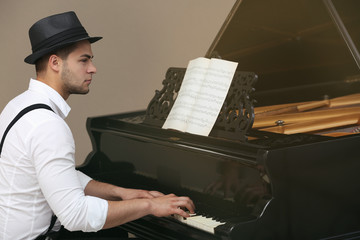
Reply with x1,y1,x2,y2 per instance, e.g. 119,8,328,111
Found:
0,0,235,165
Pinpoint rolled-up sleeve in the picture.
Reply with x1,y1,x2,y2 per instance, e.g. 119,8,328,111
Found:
77,170,93,190
29,118,108,232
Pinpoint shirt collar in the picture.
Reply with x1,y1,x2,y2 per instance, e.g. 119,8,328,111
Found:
28,78,71,119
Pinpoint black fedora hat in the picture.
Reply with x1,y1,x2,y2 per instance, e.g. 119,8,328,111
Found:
24,11,102,64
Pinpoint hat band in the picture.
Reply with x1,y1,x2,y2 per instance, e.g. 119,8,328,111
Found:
32,27,89,52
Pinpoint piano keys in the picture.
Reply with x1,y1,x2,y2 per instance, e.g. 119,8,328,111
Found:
172,213,225,234
78,0,360,239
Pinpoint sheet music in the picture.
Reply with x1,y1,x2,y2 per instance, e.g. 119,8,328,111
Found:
162,57,238,136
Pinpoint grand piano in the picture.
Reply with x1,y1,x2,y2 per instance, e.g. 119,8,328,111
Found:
78,0,360,239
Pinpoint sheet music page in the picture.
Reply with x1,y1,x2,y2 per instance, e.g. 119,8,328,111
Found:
162,57,210,131
186,58,238,135
162,57,238,136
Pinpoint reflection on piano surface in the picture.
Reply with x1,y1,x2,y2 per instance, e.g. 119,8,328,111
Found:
78,0,360,239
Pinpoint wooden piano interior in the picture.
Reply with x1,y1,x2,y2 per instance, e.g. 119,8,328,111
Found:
253,93,360,136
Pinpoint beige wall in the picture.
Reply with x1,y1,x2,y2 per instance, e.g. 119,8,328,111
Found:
0,0,235,165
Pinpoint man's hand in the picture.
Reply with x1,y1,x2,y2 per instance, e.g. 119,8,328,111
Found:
84,179,195,228
119,188,164,200
148,193,195,218
104,193,195,229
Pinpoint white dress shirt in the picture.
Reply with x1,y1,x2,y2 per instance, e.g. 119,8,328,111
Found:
0,79,108,240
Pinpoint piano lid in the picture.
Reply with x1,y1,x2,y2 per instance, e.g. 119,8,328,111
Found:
205,0,360,106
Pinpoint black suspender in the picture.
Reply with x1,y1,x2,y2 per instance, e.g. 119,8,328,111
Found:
0,104,57,238
0,104,54,157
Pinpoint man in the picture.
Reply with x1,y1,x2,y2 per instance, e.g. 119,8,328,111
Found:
0,11,194,239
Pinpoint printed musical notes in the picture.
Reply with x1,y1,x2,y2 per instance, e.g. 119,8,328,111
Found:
162,57,238,136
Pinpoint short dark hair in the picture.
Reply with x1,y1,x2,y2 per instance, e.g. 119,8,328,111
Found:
35,42,79,73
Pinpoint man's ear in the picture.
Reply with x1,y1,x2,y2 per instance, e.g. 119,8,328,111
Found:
48,54,62,72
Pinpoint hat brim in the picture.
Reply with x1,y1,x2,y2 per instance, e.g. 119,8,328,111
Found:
24,36,102,64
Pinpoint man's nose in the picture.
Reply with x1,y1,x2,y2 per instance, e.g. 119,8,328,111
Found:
89,61,97,74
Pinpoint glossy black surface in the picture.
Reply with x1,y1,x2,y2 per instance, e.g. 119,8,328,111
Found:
206,0,360,106
79,111,360,239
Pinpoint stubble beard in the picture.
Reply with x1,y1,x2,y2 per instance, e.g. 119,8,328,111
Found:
61,62,90,96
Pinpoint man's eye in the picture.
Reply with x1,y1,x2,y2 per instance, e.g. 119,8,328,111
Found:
80,59,88,62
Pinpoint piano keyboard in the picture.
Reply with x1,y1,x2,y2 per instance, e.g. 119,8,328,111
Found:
172,213,226,234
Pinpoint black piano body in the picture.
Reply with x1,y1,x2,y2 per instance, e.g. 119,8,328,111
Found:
78,0,360,239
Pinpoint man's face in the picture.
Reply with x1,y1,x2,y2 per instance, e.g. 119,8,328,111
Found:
60,40,97,97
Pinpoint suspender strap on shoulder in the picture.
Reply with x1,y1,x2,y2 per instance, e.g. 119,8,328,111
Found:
0,104,54,156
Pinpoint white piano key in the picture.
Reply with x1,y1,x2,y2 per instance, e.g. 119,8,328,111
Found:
172,213,225,234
